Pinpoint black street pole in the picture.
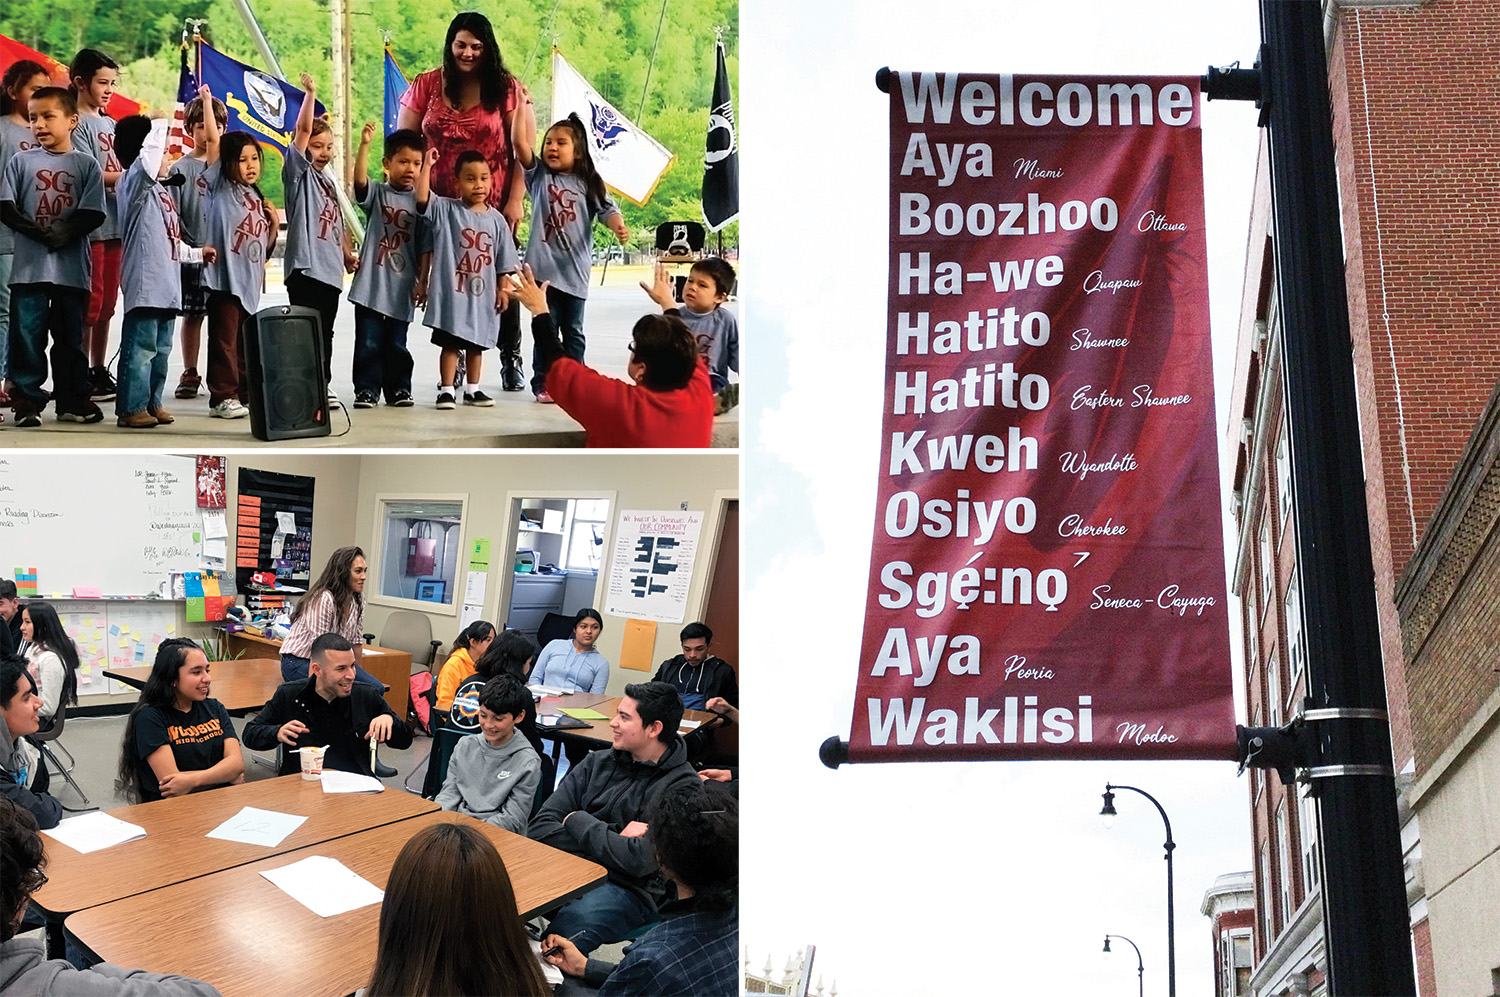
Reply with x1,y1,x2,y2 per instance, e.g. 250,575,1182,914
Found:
1253,1,1418,993
1103,934,1145,997
1101,785,1174,997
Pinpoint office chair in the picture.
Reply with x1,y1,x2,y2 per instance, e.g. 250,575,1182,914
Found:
32,702,93,809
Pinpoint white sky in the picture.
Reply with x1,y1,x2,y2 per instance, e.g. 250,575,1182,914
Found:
741,2,1265,993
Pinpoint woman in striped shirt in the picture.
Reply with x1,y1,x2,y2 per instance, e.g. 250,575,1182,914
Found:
279,546,382,688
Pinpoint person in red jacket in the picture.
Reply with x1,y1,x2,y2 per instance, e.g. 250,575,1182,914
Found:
512,265,714,447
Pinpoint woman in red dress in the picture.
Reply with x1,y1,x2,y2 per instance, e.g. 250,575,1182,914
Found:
397,12,536,391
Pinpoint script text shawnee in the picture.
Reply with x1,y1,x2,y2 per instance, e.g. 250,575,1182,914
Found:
899,73,1195,128
868,695,1094,746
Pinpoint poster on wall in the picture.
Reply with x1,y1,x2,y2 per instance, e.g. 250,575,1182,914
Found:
842,71,1234,764
604,510,704,624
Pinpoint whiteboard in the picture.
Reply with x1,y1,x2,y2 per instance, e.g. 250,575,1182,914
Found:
0,455,204,596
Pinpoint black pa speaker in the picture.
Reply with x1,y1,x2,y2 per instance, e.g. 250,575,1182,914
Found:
654,221,705,255
243,305,330,441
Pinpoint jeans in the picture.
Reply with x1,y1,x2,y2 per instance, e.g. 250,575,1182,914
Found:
286,271,342,384
9,282,88,413
0,252,13,382
280,651,383,689
116,308,176,416
544,881,657,955
531,287,587,394
351,305,413,399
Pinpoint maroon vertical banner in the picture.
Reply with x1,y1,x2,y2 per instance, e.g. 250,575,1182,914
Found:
846,72,1235,763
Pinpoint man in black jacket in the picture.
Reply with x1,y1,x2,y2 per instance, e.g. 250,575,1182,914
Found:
243,633,411,777
530,681,699,954
651,622,737,710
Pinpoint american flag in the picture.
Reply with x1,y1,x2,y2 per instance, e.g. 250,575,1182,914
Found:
168,43,198,163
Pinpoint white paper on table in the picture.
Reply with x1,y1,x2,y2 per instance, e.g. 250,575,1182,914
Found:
679,719,703,731
205,806,309,847
531,940,564,986
320,770,385,794
260,855,384,917
464,570,487,604
42,811,146,854
201,509,228,539
359,647,385,655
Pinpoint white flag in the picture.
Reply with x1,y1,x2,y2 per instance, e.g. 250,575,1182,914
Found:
550,50,675,206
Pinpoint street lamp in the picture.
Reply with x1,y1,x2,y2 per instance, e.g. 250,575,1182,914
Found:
1100,783,1176,997
1103,934,1145,997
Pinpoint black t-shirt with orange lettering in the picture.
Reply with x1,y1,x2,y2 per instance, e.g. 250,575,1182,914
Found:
134,699,238,802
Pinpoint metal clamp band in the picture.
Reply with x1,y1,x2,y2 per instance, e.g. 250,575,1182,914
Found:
1306,764,1392,779
1302,708,1389,722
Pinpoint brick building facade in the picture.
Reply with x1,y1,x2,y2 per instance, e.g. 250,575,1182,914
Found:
1225,0,1500,993
1201,872,1256,997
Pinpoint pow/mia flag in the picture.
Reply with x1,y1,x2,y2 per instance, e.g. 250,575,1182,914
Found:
702,40,739,231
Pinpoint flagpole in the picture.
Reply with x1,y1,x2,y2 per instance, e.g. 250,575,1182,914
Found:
637,0,669,122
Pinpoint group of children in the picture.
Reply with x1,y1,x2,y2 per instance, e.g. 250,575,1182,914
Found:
0,55,740,437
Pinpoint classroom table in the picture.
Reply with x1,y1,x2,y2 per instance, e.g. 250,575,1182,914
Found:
103,658,289,714
32,774,438,928
224,630,412,717
535,692,721,753
66,810,607,997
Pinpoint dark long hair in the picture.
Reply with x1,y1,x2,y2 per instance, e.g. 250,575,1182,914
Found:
441,12,512,113
22,603,79,709
452,620,495,652
548,114,610,216
367,822,549,997
292,546,365,629
473,629,537,682
115,638,201,803
67,47,116,96
1,60,49,116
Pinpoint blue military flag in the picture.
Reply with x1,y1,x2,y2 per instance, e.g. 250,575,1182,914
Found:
197,41,325,158
384,45,409,136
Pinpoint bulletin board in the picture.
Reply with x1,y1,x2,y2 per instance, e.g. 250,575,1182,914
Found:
52,601,181,698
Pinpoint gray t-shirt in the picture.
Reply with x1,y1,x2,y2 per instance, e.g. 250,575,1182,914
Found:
200,162,271,312
118,158,184,313
72,112,120,241
167,154,211,247
0,146,104,290
678,306,739,381
419,195,517,348
523,162,617,299
348,182,419,322
0,117,41,256
281,146,344,289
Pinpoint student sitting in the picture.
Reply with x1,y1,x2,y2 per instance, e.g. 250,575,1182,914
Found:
433,619,496,712
365,821,549,997
435,676,540,834
115,638,245,803
545,781,739,996
457,629,544,756
0,656,59,829
244,633,412,776
651,622,738,710
513,265,714,447
531,608,609,694
18,603,79,728
529,681,699,953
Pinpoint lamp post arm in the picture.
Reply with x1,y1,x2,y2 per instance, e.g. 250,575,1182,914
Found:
1106,783,1176,997
1105,934,1146,997
1106,782,1175,853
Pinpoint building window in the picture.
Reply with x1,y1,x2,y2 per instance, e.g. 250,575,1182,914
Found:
1259,841,1274,943
1246,591,1259,673
564,498,611,571
1276,430,1293,527
371,495,468,612
1299,788,1322,896
1277,802,1293,921
1259,516,1274,615
1267,642,1281,728
1285,572,1304,693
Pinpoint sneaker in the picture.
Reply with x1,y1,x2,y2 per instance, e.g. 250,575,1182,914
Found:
174,368,201,399
57,402,104,424
535,391,555,404
326,387,339,403
463,389,494,407
211,399,249,419
116,411,158,429
13,410,41,428
390,391,415,408
89,366,117,402
149,406,175,425
353,391,378,409
436,390,457,410
714,382,740,416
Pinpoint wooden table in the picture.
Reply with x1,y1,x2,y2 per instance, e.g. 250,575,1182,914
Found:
223,631,411,717
536,692,719,750
33,774,438,920
104,658,287,714
66,810,606,997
